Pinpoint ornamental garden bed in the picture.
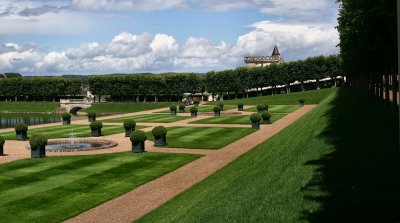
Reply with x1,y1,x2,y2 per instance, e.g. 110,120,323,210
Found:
102,114,191,123
145,126,256,150
189,114,287,125
244,105,300,113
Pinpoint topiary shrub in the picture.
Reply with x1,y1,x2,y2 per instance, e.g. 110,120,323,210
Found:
62,112,72,120
178,103,186,109
257,104,266,112
130,130,147,143
88,111,96,117
193,98,200,105
213,106,222,112
152,126,167,138
0,136,5,146
217,102,224,110
29,133,48,148
15,123,28,134
190,107,198,112
264,104,269,111
123,120,136,130
261,111,272,120
190,106,198,117
237,102,244,107
298,99,305,106
250,113,262,123
90,121,103,130
170,105,177,111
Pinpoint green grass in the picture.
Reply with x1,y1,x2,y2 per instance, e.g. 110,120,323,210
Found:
146,126,256,149
136,87,400,222
0,102,60,112
155,105,238,113
0,152,200,222
189,114,286,125
102,114,191,123
207,88,337,105
244,105,300,113
0,124,140,140
81,102,172,114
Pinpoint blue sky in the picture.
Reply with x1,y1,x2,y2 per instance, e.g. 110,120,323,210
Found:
0,0,339,75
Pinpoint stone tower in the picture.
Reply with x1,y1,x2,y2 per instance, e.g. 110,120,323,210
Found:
244,45,284,67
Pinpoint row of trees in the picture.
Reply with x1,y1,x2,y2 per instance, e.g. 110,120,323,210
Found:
0,78,82,101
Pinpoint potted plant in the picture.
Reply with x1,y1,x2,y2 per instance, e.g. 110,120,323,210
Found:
15,123,28,140
217,101,224,111
299,99,305,106
178,103,186,113
88,111,96,122
170,105,177,115
193,98,200,106
190,106,198,117
213,106,222,117
250,113,262,129
0,136,5,156
237,102,244,111
261,111,272,124
29,133,47,158
123,120,136,137
152,126,167,147
130,130,147,153
90,121,103,137
257,104,266,113
62,112,72,125
264,104,269,111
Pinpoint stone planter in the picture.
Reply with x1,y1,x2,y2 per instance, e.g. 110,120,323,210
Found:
251,121,260,129
16,132,27,140
179,108,185,113
154,136,167,147
170,110,176,115
88,116,96,122
214,111,221,117
31,146,46,158
63,119,71,125
125,128,135,137
191,111,197,117
91,129,102,137
263,118,270,124
238,105,244,111
0,145,3,156
132,141,145,153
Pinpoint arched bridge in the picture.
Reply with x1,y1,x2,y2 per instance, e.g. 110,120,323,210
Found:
60,99,93,113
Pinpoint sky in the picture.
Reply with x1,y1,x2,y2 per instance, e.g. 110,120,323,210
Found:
0,0,340,76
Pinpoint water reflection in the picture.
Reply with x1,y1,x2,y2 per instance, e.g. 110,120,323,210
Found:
0,113,61,129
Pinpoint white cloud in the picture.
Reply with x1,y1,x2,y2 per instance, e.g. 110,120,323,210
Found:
70,0,188,11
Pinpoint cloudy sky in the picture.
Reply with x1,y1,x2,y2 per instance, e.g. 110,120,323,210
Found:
0,0,339,76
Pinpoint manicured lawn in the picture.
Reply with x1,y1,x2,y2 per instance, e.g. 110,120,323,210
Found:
156,105,237,113
102,114,191,123
136,87,400,222
189,114,286,125
244,105,300,113
0,124,139,140
207,88,337,105
0,102,60,112
146,126,256,149
81,102,171,113
0,152,200,222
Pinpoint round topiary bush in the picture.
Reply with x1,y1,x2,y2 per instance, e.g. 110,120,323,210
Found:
130,130,147,143
257,104,266,112
217,101,224,109
261,111,272,119
250,113,262,122
213,106,222,112
190,107,198,112
29,133,48,148
264,104,269,110
15,123,28,134
193,98,200,104
170,105,177,111
0,136,5,146
237,102,244,107
62,112,72,120
87,111,96,117
152,126,167,138
299,99,305,104
90,121,103,130
123,120,136,130
178,103,186,109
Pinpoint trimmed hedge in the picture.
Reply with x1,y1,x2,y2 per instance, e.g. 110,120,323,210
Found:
0,136,5,146
123,120,136,130
250,113,262,122
62,113,72,120
152,126,167,138
87,111,96,117
178,103,186,109
15,123,28,134
130,130,147,143
261,111,272,119
170,105,177,111
190,107,198,112
90,121,103,130
29,133,48,148
213,106,222,112
256,104,266,111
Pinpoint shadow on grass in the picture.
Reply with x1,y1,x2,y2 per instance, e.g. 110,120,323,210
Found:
302,87,400,222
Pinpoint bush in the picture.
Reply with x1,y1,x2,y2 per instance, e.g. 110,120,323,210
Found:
237,102,244,107
250,113,262,122
90,121,103,130
178,103,186,109
299,99,305,103
261,111,272,119
123,120,136,130
217,101,224,108
257,104,266,111
29,133,48,148
213,106,222,112
15,123,28,134
193,98,200,104
62,112,72,120
170,105,177,111
87,111,96,117
190,107,198,112
152,126,167,138
264,104,269,110
130,130,147,143
0,136,5,146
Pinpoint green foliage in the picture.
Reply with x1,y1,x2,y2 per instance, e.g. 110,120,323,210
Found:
87,111,96,117
152,126,167,138
190,107,198,112
170,105,177,111
213,106,222,112
217,101,224,108
237,102,244,107
61,113,71,120
250,113,262,122
81,102,171,113
0,136,5,146
261,111,272,119
178,103,186,109
123,120,136,130
29,133,48,148
256,104,266,111
90,121,103,130
130,130,147,143
299,99,305,103
15,123,28,133
193,98,200,103
0,102,59,112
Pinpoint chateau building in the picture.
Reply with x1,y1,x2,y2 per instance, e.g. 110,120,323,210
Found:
244,45,283,67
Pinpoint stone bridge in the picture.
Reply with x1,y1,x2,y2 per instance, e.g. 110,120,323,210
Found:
60,99,93,113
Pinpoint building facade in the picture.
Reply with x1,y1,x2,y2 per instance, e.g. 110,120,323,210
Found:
244,45,283,67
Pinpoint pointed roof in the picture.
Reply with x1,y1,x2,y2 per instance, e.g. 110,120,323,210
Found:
271,45,280,56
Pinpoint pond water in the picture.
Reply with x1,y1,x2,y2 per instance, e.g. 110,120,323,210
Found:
0,113,62,129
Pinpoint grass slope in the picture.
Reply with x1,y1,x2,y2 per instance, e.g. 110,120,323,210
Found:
189,114,286,125
0,102,60,112
81,102,171,113
207,88,337,105
0,152,199,222
147,126,256,149
136,87,400,223
102,114,191,123
0,124,137,140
